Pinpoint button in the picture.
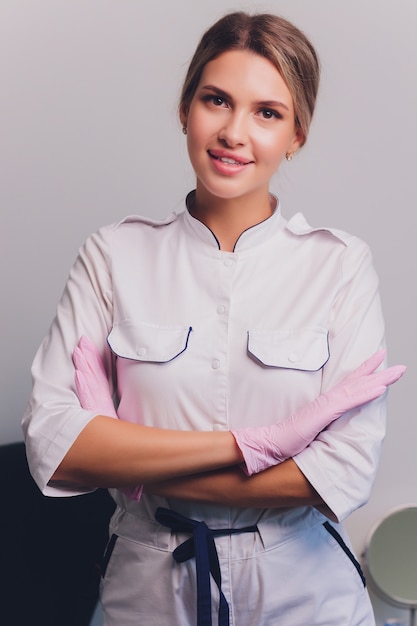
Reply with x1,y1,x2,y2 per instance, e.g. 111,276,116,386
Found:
217,305,226,315
223,258,234,267
288,352,299,363
137,347,147,357
213,423,227,431
211,359,220,369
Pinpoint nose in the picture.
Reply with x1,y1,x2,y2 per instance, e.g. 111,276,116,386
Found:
218,111,248,147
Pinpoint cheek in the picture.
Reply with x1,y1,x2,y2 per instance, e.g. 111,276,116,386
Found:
186,118,220,165
255,130,293,163
186,111,208,150
187,101,229,148
257,139,286,166
186,128,205,162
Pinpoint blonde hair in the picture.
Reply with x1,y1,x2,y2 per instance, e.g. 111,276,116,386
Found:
180,12,320,146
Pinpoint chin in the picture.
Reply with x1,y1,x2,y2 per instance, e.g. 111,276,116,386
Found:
197,177,255,201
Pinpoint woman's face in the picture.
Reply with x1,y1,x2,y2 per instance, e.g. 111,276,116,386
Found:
182,49,303,207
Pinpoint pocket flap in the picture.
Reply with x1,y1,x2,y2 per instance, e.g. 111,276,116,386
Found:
107,321,192,362
248,327,329,371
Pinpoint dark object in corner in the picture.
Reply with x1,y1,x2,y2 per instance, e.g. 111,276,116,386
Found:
0,441,115,626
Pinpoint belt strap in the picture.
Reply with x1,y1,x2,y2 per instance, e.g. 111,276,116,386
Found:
155,507,258,626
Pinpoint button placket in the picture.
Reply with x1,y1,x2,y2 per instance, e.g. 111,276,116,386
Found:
209,254,236,429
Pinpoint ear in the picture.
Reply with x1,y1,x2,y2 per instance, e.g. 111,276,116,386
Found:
179,103,188,130
289,125,305,153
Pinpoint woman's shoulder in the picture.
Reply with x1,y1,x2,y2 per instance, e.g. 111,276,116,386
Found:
111,212,179,230
81,212,181,251
283,212,376,281
285,212,369,251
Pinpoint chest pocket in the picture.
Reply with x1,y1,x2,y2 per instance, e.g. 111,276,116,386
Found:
247,327,329,371
107,320,192,362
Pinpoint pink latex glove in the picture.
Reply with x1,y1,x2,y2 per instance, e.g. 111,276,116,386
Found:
73,336,118,419
72,336,143,501
232,350,406,475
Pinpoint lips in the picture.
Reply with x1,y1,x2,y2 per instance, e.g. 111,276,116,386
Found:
208,150,252,166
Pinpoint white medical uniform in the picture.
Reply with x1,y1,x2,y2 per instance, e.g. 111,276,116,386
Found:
23,194,385,625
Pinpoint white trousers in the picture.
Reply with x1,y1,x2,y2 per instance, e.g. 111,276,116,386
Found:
99,508,375,626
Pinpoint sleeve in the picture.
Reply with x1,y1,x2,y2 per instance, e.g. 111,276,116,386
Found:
22,225,116,497
293,237,387,522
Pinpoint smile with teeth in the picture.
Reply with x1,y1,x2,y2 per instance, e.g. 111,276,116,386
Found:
209,152,251,166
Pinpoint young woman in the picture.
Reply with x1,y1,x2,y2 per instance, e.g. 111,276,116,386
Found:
23,12,405,625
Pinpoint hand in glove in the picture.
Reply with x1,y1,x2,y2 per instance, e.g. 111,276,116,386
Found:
73,336,118,418
232,350,406,475
72,335,143,501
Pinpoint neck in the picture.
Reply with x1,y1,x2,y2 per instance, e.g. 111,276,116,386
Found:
189,187,275,252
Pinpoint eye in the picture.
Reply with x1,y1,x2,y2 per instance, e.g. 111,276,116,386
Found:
258,109,282,120
212,96,225,106
202,94,228,108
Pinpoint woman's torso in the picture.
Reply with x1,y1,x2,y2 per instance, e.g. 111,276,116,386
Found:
107,204,349,532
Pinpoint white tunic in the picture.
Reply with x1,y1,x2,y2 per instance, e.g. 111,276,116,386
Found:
23,197,384,625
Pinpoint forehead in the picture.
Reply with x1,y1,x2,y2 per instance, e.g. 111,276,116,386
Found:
198,49,293,105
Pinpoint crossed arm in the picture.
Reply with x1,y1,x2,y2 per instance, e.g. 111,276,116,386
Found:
54,415,320,508
54,400,320,509
53,336,404,513
144,460,322,509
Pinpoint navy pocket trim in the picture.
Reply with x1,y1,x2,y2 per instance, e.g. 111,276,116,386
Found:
323,522,366,587
101,533,118,579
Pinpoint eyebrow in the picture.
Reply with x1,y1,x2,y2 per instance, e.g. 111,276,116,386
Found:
200,84,290,111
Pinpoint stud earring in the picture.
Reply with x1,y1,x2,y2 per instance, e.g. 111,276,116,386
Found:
285,152,293,161
182,126,187,135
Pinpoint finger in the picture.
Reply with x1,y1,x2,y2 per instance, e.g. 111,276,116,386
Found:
372,364,407,387
347,365,406,397
73,336,91,366
78,336,103,369
72,345,92,372
74,336,108,378
351,349,386,378
356,384,388,405
74,371,96,410
72,345,82,368
78,335,96,353
73,346,99,381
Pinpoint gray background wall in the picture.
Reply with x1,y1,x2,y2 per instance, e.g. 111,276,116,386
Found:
1,1,416,623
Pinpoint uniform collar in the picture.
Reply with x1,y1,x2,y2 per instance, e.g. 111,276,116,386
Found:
182,190,285,252
286,212,350,246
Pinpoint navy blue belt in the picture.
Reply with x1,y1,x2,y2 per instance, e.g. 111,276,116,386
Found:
155,507,258,626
